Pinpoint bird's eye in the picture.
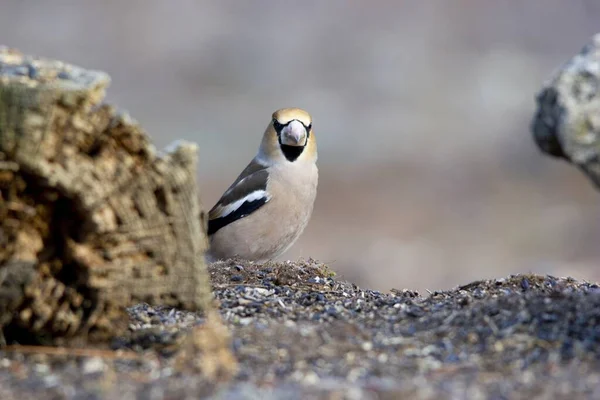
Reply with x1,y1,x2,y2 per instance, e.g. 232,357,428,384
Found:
306,123,312,131
273,120,283,131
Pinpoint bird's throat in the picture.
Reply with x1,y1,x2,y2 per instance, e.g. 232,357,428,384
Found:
280,144,304,162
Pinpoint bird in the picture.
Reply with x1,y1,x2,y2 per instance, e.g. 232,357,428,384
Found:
205,107,318,262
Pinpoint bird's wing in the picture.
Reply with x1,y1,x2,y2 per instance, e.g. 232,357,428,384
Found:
208,160,271,235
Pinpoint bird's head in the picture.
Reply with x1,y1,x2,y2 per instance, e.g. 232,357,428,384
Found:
260,107,317,163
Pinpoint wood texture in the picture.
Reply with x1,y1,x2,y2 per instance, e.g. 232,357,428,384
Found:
0,47,212,344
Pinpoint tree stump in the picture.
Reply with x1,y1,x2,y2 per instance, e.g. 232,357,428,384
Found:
0,47,212,344
532,33,600,189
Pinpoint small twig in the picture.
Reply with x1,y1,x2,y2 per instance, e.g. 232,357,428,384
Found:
483,315,500,336
442,311,459,326
213,283,270,289
277,298,288,310
2,345,143,360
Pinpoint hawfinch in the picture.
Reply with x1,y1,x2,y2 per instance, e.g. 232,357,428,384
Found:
206,107,318,262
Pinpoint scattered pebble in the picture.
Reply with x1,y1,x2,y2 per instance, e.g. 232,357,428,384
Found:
82,357,105,375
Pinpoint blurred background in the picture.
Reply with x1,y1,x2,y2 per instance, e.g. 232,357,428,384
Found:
2,1,599,293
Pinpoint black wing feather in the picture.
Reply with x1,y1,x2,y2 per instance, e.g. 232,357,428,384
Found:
207,197,268,236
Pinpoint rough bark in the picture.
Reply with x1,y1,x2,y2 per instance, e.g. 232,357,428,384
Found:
532,33,600,189
0,47,213,344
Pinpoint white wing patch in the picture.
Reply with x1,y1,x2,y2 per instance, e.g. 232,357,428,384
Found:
218,190,271,218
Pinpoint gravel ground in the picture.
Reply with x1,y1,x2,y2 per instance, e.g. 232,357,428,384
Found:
1,258,600,399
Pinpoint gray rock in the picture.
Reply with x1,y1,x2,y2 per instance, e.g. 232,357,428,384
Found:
532,33,600,188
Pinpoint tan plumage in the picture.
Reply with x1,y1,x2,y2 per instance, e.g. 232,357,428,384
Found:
206,107,318,262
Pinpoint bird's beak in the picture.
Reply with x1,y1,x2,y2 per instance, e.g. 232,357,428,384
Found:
280,120,307,147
